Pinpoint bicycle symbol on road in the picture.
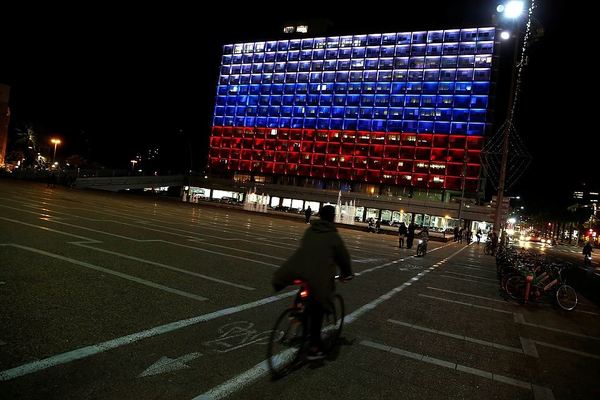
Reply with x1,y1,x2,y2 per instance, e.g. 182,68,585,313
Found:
202,321,273,353
398,263,423,272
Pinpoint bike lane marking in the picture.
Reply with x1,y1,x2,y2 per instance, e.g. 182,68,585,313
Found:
0,241,429,382
192,244,468,400
0,291,296,381
360,340,554,400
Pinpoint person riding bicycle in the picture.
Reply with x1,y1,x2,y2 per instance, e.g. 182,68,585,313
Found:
416,227,429,256
272,205,353,360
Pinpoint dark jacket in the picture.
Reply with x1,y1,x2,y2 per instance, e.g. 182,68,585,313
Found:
272,220,352,308
398,223,408,235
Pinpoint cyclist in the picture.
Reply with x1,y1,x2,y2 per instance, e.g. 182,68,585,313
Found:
272,205,353,360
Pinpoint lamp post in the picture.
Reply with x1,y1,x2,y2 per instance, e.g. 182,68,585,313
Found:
492,1,526,235
50,138,61,163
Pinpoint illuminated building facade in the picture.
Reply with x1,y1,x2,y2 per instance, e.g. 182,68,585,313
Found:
208,28,496,195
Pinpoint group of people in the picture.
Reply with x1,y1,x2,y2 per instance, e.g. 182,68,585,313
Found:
452,226,472,244
397,222,423,249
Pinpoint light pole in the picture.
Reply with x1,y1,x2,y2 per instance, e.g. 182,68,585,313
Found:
50,138,61,163
492,1,526,235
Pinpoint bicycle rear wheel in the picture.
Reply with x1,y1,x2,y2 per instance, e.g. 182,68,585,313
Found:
322,294,345,353
267,308,305,379
556,285,578,311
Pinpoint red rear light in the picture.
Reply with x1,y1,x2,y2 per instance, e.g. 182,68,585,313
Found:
300,290,309,298
293,279,302,285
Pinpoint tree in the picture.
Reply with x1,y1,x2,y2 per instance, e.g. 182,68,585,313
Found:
13,123,40,167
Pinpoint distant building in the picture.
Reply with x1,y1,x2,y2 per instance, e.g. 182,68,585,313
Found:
196,27,501,229
0,83,10,166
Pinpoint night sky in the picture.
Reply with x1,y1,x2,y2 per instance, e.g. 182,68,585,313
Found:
1,0,593,211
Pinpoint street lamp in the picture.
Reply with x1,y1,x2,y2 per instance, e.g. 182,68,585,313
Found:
492,1,527,235
130,159,138,170
50,138,61,163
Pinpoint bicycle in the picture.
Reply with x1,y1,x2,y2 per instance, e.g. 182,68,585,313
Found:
266,276,349,379
505,264,578,311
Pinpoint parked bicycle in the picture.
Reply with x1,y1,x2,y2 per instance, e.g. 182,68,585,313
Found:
266,275,350,379
505,263,578,311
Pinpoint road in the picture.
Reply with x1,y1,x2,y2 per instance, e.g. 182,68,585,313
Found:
1,180,599,399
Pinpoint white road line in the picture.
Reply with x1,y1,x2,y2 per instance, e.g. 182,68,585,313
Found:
438,274,498,286
71,242,255,291
427,287,600,317
51,218,287,261
387,319,523,354
192,244,469,399
418,294,513,314
519,337,539,358
443,271,497,282
0,291,296,381
360,339,554,399
513,313,600,341
453,264,495,273
532,339,600,360
0,216,280,268
1,244,208,301
426,287,508,304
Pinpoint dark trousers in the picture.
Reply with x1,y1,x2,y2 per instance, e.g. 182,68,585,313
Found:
307,300,324,347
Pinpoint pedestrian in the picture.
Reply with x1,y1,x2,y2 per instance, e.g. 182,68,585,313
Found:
583,241,593,266
375,219,381,234
367,218,375,233
305,206,312,224
453,226,459,242
398,222,407,248
407,222,415,249
476,228,482,244
458,227,463,244
465,228,472,244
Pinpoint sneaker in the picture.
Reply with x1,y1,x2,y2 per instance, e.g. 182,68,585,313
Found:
306,348,326,361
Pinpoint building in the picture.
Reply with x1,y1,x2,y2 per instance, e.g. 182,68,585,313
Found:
0,83,10,167
196,28,500,229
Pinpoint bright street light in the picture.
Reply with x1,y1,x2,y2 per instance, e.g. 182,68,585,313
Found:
50,138,61,163
500,31,511,40
503,1,525,18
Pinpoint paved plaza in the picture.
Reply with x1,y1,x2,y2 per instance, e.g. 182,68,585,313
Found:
1,180,599,399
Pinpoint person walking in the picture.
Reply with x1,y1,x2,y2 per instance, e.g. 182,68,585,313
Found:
304,206,312,224
407,222,416,249
398,222,407,248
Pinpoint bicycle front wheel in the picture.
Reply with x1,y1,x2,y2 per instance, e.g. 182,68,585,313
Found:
266,308,305,379
322,294,345,353
556,285,578,311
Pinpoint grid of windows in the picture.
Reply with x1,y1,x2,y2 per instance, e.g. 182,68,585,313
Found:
209,127,483,191
209,27,495,189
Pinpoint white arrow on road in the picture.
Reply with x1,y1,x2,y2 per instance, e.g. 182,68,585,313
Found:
139,352,202,377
